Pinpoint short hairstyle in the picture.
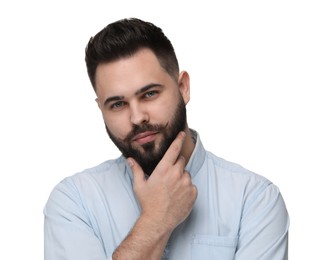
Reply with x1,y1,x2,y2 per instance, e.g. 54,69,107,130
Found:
85,18,179,91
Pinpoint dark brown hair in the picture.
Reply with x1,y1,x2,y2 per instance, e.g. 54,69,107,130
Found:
85,18,179,90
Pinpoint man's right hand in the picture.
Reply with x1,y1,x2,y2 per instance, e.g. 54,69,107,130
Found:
128,131,198,233
112,131,197,259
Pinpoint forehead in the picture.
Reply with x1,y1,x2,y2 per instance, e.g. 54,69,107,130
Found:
95,48,170,97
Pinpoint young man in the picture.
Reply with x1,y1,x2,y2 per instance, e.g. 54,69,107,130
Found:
44,18,289,259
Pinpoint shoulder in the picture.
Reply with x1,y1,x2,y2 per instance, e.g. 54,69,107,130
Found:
205,151,270,185
201,150,288,222
44,157,130,212
201,151,283,206
61,156,128,188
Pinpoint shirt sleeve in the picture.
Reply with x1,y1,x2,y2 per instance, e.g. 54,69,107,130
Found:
235,182,290,260
44,178,111,260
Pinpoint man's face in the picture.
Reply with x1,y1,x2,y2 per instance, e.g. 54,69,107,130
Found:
95,49,190,175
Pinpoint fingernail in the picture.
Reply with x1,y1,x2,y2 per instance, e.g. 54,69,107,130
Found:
181,131,186,138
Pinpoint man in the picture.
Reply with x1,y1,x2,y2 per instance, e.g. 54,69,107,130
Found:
44,18,289,259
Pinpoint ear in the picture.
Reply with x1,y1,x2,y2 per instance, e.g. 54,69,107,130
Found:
95,98,102,110
178,71,190,104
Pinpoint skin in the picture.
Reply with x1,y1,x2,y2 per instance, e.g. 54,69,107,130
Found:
95,48,198,259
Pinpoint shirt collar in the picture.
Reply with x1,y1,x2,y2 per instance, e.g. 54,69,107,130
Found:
185,129,206,179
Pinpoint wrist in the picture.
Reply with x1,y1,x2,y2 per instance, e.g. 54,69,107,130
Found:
138,212,174,239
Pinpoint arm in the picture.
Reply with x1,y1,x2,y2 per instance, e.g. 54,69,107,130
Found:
112,131,198,259
44,180,111,260
235,182,289,260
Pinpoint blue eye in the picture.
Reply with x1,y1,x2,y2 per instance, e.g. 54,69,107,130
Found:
144,91,157,98
110,101,125,110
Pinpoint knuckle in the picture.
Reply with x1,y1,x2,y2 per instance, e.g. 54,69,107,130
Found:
171,168,182,180
156,164,169,175
178,155,186,164
182,172,192,185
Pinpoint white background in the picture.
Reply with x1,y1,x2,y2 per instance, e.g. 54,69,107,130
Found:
1,0,330,259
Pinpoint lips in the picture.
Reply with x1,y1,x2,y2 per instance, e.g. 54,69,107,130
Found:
132,131,158,145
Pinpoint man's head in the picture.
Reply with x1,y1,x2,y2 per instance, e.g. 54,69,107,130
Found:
85,19,191,175
85,18,179,91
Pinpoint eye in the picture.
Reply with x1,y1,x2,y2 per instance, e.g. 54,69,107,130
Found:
144,90,158,99
110,101,126,110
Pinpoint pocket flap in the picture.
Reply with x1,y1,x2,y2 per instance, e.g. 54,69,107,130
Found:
191,234,238,259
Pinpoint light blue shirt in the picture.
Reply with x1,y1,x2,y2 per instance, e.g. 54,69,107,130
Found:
44,130,289,259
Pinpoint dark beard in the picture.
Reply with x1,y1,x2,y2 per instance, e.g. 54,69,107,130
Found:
105,95,187,176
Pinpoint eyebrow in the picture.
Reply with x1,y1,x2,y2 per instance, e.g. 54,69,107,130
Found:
103,83,164,107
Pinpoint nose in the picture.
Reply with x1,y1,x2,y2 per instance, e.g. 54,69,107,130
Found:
129,102,149,125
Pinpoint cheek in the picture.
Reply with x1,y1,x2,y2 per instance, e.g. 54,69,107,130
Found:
149,102,173,123
103,113,131,140
157,95,180,120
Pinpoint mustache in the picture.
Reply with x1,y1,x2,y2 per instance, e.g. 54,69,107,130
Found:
124,123,167,143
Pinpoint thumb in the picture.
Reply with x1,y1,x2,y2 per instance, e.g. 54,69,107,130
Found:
127,158,145,187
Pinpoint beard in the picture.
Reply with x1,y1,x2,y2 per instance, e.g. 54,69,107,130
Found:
105,95,187,176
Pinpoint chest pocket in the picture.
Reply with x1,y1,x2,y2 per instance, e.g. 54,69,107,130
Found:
191,234,238,260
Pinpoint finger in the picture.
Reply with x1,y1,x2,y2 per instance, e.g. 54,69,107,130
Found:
174,155,186,175
127,158,145,188
176,155,186,168
158,131,186,167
